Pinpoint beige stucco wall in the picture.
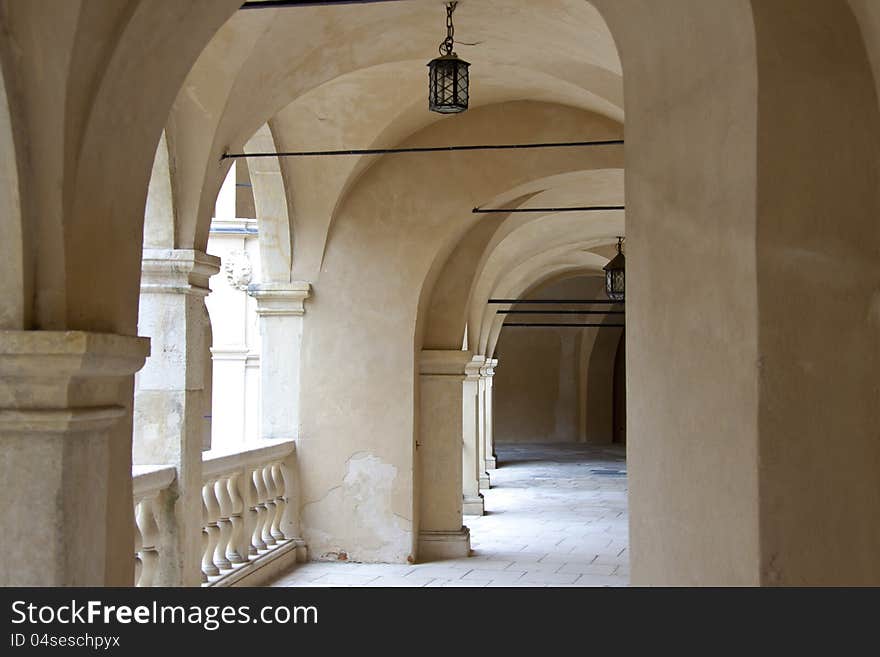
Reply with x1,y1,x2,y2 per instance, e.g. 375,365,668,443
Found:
496,328,577,443
494,276,618,444
297,102,621,562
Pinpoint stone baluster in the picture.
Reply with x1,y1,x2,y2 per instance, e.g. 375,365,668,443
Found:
270,462,287,541
201,481,221,577
250,466,268,552
225,472,245,564
134,507,144,586
138,497,161,586
213,477,233,571
238,466,259,557
200,507,209,584
260,464,277,546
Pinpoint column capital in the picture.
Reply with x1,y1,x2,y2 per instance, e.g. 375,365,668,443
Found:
465,355,486,381
141,249,221,296
0,330,149,384
480,358,498,378
248,281,311,317
0,330,150,417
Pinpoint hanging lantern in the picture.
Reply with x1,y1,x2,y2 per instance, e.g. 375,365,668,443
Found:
428,2,470,114
604,236,625,302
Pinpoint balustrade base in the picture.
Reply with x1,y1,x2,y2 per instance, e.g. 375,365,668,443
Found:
206,537,305,587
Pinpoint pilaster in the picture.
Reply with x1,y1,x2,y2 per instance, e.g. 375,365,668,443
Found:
247,282,311,440
483,358,498,470
462,355,485,516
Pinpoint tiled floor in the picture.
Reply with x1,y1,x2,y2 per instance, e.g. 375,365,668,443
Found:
270,442,628,587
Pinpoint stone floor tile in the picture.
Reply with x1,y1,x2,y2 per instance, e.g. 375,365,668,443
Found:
463,569,526,583
519,571,582,585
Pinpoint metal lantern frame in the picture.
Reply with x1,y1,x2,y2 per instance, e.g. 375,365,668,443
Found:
428,2,470,114
604,236,625,302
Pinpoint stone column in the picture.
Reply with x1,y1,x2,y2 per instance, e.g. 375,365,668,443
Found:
483,358,498,470
462,355,485,516
0,331,150,585
477,371,490,491
247,282,310,440
134,249,220,586
417,350,472,560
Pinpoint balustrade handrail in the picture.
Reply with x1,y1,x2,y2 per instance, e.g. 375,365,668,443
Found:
132,464,176,499
202,439,296,478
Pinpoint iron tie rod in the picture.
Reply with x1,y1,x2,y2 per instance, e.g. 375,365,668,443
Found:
221,139,623,160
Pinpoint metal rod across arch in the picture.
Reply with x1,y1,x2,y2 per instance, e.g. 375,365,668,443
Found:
497,310,625,315
240,1,406,9
488,299,622,305
473,205,625,213
221,139,623,160
503,323,625,328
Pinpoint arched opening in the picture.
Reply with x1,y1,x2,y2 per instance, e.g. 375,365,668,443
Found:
2,0,880,588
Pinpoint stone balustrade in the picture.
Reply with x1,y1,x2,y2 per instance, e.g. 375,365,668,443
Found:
132,439,302,587
200,439,301,586
132,465,177,587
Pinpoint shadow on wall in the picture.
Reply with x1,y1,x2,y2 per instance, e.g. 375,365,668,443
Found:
493,276,624,445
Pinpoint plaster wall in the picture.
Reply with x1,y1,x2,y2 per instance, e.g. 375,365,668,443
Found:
495,328,576,443
494,276,618,445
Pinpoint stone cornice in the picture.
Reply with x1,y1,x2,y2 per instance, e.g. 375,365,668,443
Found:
141,249,222,296
248,281,311,316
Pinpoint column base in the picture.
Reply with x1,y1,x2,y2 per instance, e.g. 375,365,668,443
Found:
417,528,471,561
463,494,485,516
479,472,491,490
486,456,497,470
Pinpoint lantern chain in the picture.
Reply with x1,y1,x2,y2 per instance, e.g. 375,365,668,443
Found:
440,2,457,56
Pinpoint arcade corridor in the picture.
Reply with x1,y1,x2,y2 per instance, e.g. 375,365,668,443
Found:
271,444,628,587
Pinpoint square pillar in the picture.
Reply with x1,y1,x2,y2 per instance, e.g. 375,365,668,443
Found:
134,249,220,586
463,355,485,516
0,331,150,585
247,282,310,440
477,373,490,490
483,358,498,470
416,350,473,560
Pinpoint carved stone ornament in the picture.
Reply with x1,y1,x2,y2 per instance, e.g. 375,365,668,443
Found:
224,250,253,291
